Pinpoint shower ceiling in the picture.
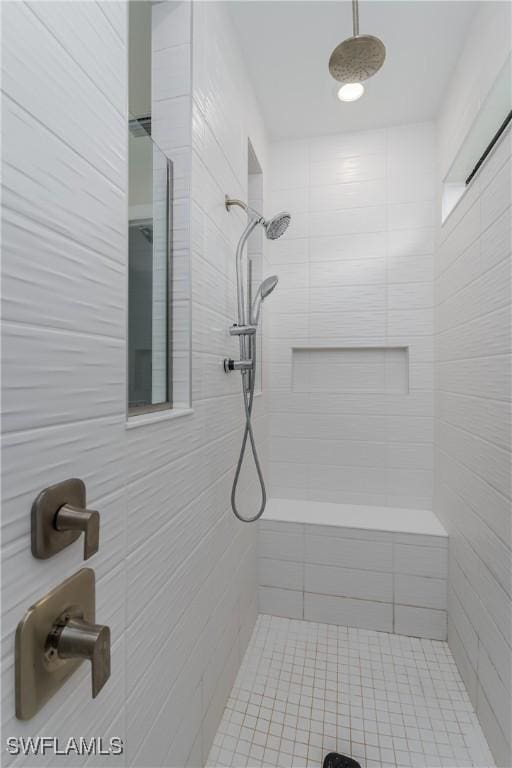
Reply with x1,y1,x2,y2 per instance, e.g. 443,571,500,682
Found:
228,0,477,139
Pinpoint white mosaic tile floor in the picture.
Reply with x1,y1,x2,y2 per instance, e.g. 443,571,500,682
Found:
207,615,495,768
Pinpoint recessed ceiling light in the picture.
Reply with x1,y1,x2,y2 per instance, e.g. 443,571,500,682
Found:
337,82,365,102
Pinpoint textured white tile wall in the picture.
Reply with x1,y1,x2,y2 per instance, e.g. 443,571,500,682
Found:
1,1,268,765
267,123,436,509
190,1,272,760
435,4,512,763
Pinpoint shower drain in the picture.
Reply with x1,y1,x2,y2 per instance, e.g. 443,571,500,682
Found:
323,753,362,768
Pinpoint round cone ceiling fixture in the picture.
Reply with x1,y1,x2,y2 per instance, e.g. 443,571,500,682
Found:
329,0,386,83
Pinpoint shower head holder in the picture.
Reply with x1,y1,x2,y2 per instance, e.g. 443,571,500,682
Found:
229,324,257,336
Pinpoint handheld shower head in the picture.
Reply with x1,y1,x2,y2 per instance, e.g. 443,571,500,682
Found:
259,275,279,299
251,275,279,324
264,213,291,240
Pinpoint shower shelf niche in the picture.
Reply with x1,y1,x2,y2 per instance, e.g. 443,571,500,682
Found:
291,345,409,394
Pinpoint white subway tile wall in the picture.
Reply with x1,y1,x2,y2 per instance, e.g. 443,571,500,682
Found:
258,519,448,641
266,123,435,510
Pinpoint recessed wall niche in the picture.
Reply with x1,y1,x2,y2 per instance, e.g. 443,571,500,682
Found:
292,346,409,394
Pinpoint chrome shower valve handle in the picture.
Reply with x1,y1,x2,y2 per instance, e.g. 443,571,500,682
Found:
15,569,110,720
48,612,110,698
31,478,100,561
55,504,100,561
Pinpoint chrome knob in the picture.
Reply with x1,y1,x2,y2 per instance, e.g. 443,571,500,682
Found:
55,504,100,560
48,615,110,698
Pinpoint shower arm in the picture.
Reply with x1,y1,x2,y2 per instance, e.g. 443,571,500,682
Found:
225,196,264,222
352,0,359,36
225,196,248,213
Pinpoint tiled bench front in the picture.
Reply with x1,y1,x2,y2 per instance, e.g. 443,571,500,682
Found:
257,499,448,640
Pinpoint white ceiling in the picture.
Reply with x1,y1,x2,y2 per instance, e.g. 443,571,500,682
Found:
228,1,478,140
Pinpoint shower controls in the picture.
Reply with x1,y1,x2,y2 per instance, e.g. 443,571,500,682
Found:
31,478,100,561
47,615,110,699
55,505,100,561
15,568,110,719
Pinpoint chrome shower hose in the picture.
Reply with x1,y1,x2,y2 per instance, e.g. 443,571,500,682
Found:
230,338,267,523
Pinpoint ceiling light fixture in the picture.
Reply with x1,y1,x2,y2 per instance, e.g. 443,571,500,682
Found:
337,82,365,102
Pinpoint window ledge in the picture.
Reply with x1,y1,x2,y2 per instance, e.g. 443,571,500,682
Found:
126,407,194,429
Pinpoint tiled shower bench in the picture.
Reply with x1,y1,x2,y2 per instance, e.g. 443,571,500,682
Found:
257,498,448,640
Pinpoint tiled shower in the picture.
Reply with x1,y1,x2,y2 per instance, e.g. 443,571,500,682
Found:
1,1,510,768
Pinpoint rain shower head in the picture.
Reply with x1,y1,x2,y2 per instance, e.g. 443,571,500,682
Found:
251,275,279,324
264,213,291,240
329,34,386,82
329,0,386,83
